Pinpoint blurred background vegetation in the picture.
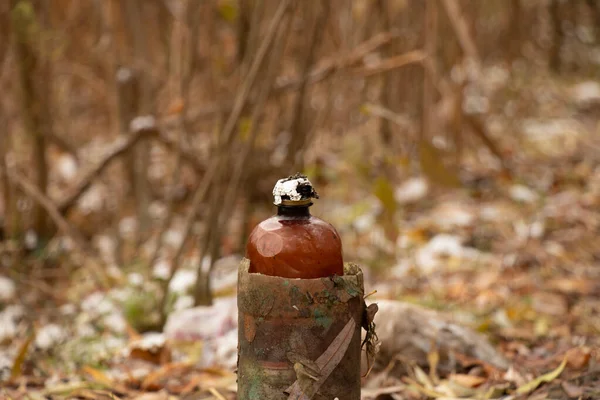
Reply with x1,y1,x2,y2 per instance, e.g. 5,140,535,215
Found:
1,0,600,331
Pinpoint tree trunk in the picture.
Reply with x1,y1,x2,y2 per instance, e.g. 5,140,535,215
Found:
549,0,563,72
11,0,53,241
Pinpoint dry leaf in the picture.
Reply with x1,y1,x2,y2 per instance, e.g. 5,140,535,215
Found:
546,278,594,295
82,366,114,387
516,358,567,394
165,98,184,116
418,139,462,188
449,373,486,388
373,176,397,216
561,380,584,398
403,377,446,398
532,292,568,316
414,365,434,389
141,362,193,391
564,346,591,370
427,348,439,383
131,391,169,400
10,331,35,380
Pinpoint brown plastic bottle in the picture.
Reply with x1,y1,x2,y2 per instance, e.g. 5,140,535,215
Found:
246,174,343,279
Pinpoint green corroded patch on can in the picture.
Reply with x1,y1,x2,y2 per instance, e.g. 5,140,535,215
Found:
313,308,333,330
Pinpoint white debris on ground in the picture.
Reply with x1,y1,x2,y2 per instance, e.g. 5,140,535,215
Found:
0,305,24,342
56,153,78,182
165,296,238,368
77,183,107,215
570,80,600,105
521,118,583,158
212,255,242,294
427,202,476,229
394,177,429,204
93,234,117,264
152,259,171,280
125,332,166,356
164,296,237,341
119,216,138,240
148,201,168,220
80,291,131,336
415,234,484,273
82,292,117,316
36,324,67,350
169,269,197,294
163,228,184,249
509,184,540,204
0,275,16,301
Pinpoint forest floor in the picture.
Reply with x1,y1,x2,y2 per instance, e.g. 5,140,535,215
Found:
1,64,600,399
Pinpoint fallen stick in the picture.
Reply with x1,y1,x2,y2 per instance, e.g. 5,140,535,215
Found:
5,162,110,288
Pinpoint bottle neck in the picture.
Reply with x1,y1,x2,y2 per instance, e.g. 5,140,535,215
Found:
277,204,311,218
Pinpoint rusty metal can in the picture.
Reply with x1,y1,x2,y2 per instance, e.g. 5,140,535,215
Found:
237,258,366,399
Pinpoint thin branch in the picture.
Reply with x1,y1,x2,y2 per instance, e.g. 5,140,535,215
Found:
175,30,399,124
194,6,295,306
44,131,80,160
160,0,293,312
463,114,510,172
148,11,192,271
362,103,413,131
153,129,205,174
422,0,438,142
57,118,158,215
440,0,481,70
421,50,510,174
353,50,426,77
5,162,110,288
288,1,331,170
220,0,293,150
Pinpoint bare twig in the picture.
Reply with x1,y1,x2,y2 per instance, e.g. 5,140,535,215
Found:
176,30,399,124
5,162,110,288
57,120,158,215
440,0,481,71
421,49,510,174
246,0,265,66
549,0,563,72
116,67,140,187
464,114,510,172
193,6,294,307
160,0,293,313
221,0,293,150
44,131,80,161
354,50,426,77
375,0,393,146
153,130,205,174
422,0,438,142
288,1,331,171
12,0,51,237
192,0,294,307
148,4,192,271
121,0,152,241
362,103,413,131
179,0,202,139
